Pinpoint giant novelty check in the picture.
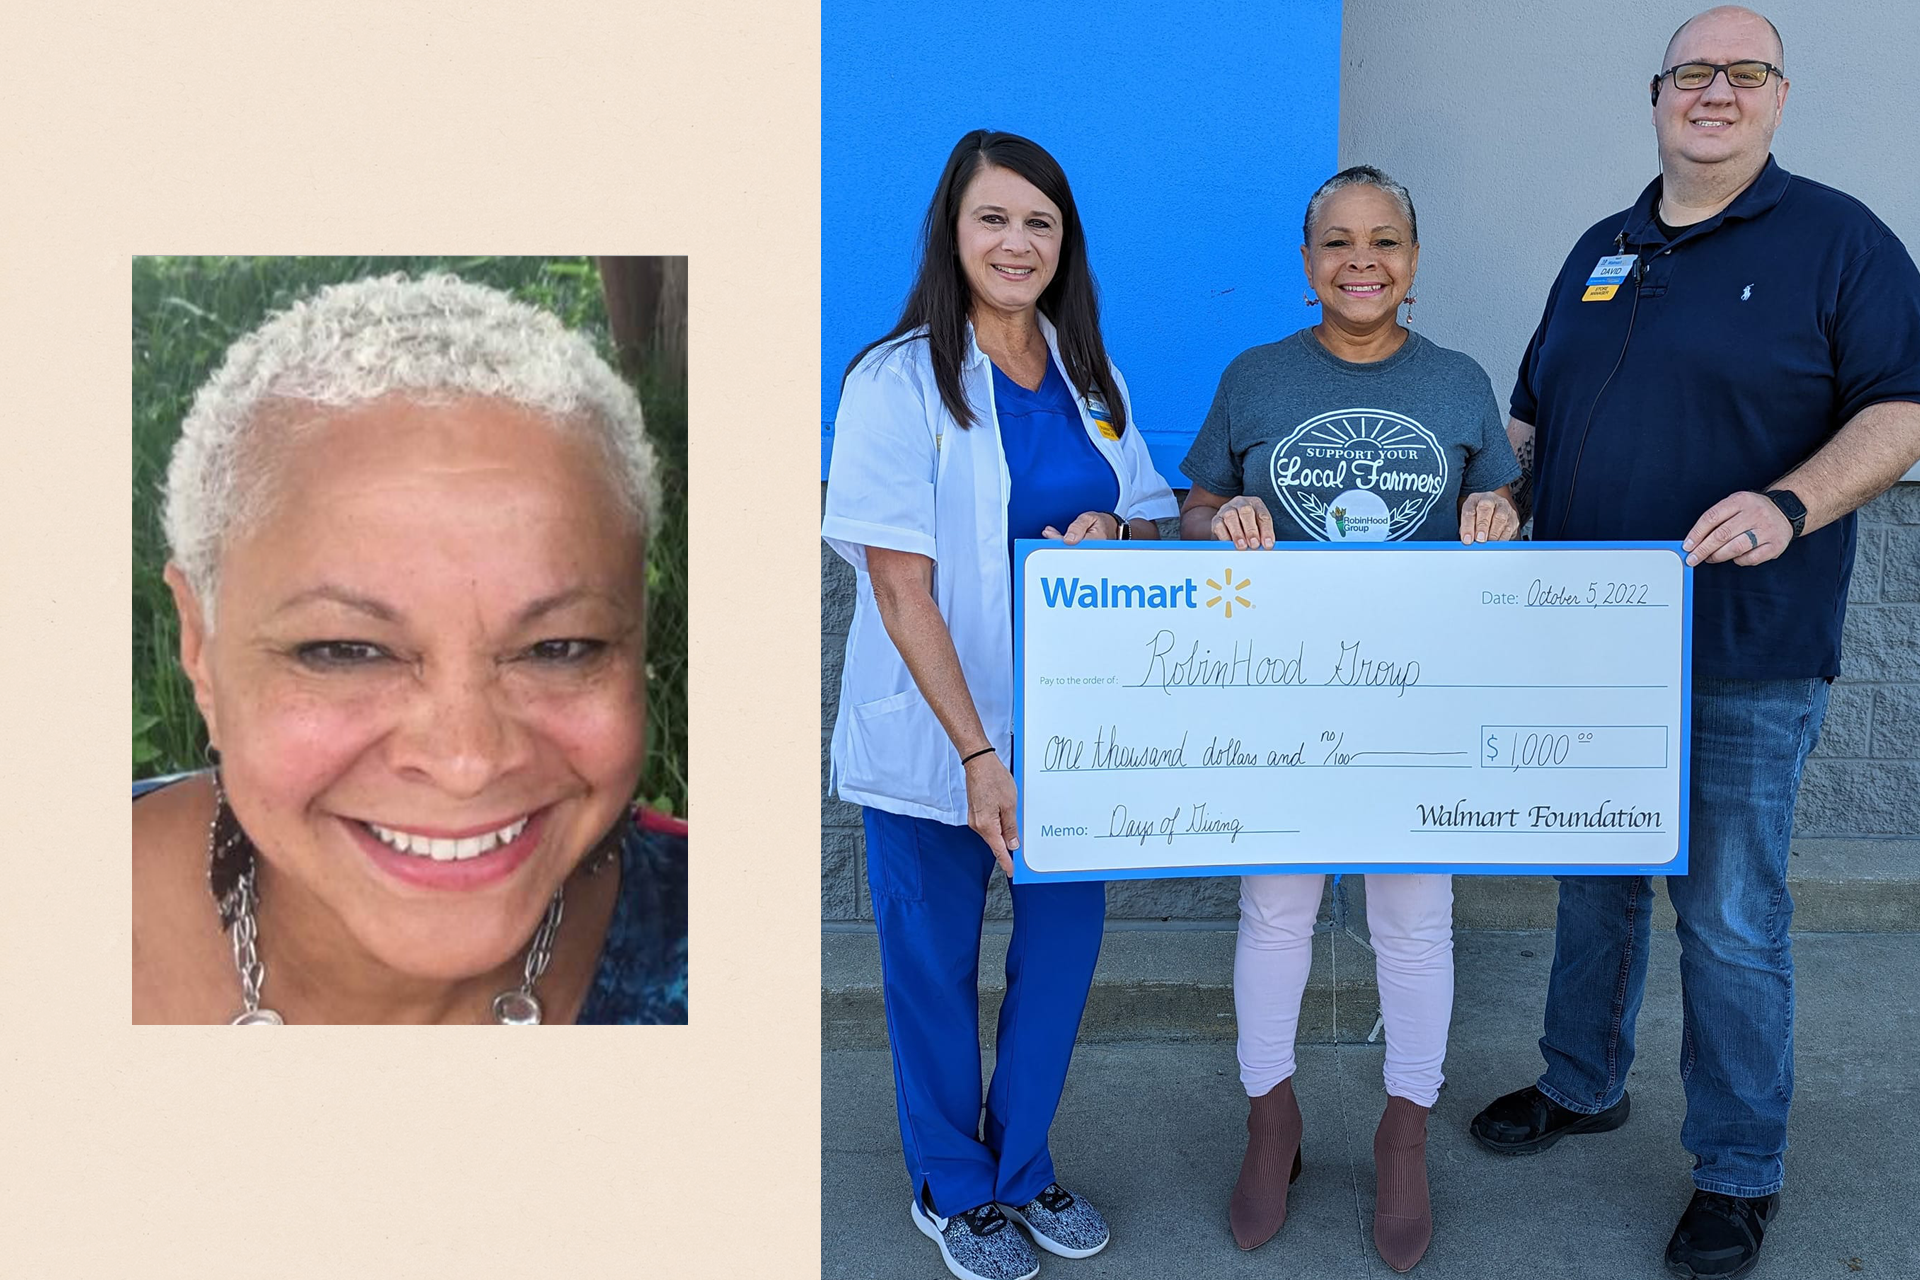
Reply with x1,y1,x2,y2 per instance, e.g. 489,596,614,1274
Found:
1011,542,1690,881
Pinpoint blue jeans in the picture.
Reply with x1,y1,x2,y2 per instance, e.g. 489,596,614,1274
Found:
1536,677,1828,1198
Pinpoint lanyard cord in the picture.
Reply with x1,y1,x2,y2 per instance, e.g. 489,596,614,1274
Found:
1554,243,1647,540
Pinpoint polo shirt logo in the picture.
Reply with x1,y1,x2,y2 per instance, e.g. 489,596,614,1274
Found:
1741,283,1754,301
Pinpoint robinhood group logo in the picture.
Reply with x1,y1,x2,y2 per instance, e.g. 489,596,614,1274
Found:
1204,568,1253,618
1268,408,1448,541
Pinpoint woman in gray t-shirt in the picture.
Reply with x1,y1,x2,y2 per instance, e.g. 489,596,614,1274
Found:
1179,166,1521,1273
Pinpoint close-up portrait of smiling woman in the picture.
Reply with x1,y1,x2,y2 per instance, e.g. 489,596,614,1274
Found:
132,265,688,1024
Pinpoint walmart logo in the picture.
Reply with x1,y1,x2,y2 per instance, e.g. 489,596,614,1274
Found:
1035,569,1255,617
1204,568,1254,618
1039,576,1199,610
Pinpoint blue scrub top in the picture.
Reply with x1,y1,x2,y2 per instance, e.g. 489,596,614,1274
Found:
1513,157,1920,679
996,358,1120,572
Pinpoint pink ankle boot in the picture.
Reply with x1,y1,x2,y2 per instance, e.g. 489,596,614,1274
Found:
1372,1094,1433,1272
1228,1077,1304,1250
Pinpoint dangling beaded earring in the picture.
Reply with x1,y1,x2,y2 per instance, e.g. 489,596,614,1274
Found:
207,767,254,930
1403,289,1417,325
1304,291,1320,308
200,742,252,925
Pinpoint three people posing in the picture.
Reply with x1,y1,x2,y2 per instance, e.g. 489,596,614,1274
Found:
825,7,1920,1278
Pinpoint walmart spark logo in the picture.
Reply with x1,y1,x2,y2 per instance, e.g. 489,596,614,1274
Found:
1204,568,1254,618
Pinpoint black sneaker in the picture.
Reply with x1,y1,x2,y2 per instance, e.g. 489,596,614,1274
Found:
910,1196,1040,1280
1469,1085,1630,1155
1665,1189,1779,1279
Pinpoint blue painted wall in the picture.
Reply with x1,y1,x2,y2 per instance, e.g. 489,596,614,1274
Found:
821,0,1344,482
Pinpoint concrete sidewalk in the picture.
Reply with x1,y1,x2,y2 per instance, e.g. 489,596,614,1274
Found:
822,929,1920,1278
825,841,1920,1053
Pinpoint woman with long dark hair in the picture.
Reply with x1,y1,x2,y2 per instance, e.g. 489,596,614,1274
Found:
823,130,1177,1280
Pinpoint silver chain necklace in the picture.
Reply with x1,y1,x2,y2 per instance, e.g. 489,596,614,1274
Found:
210,781,567,1025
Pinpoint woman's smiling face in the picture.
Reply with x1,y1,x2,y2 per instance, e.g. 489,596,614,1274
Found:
1302,183,1419,332
954,163,1063,320
170,394,648,983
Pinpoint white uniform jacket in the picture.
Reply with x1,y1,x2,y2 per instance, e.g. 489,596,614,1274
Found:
822,316,1179,823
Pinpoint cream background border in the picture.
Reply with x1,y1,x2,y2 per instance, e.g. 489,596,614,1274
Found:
0,4,819,1275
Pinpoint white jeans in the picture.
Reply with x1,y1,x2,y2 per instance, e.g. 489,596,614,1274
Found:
1234,873,1454,1107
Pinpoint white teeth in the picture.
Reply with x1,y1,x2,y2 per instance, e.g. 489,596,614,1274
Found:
366,816,531,861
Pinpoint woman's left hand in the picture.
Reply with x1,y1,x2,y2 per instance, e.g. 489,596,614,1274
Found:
1458,490,1521,544
1043,511,1121,544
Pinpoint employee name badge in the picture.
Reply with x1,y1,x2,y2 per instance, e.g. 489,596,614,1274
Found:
1086,396,1121,441
1582,254,1637,302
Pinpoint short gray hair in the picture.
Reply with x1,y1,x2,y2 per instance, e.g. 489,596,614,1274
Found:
1302,165,1419,247
162,272,657,622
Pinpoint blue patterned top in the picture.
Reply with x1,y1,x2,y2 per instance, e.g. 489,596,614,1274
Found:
577,811,689,1024
134,774,688,1024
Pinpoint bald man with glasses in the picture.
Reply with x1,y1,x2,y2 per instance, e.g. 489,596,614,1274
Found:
1471,7,1920,1279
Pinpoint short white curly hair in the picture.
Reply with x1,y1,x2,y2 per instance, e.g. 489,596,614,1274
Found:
162,272,657,625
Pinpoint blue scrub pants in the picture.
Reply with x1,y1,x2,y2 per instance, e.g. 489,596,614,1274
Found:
862,806,1107,1217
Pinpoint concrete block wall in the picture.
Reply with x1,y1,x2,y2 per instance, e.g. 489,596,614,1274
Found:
822,484,1920,926
1797,485,1920,836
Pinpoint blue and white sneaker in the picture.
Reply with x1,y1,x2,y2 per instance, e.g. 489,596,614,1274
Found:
999,1183,1110,1259
910,1196,1041,1280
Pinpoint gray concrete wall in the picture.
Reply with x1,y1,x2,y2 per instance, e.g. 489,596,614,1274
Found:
822,1,1920,926
1338,0,1920,471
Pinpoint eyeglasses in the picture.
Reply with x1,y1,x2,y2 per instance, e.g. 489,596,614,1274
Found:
1656,60,1784,91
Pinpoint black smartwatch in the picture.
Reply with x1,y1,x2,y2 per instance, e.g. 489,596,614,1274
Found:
1764,489,1807,540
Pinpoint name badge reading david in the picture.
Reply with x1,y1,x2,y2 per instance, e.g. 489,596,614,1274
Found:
1582,255,1637,302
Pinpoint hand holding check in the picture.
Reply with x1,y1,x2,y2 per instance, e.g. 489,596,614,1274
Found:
1683,491,1793,567
1210,495,1276,549
963,750,1021,875
1458,490,1521,544
1043,511,1124,544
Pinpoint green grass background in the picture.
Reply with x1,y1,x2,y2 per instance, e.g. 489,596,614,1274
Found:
132,256,688,816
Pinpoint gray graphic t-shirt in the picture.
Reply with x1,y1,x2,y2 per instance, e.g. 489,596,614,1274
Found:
1182,329,1520,542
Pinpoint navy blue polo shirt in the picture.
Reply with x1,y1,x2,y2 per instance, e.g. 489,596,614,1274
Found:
1513,157,1920,679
